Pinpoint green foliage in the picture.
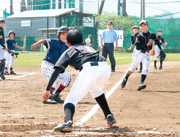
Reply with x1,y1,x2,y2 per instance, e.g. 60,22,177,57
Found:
95,12,137,36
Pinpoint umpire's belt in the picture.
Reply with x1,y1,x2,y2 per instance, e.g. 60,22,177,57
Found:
104,43,113,45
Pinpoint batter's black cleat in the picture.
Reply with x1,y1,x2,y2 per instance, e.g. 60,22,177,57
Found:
121,78,127,88
4,71,9,75
10,70,16,75
106,114,116,125
53,121,73,132
0,73,5,80
159,66,162,69
52,94,64,103
137,83,146,91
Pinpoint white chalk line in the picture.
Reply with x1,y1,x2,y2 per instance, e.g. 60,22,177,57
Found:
8,72,35,80
75,74,125,126
0,127,178,136
0,114,42,116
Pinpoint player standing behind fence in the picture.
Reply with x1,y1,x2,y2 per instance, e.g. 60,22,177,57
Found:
153,29,168,69
128,26,143,73
100,21,118,72
31,26,71,104
121,20,161,91
4,30,24,75
42,29,116,132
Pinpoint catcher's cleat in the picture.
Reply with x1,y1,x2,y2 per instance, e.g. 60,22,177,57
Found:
159,66,162,69
4,71,10,75
121,78,127,88
106,114,116,125
52,94,64,103
53,121,72,132
42,99,57,104
0,73,5,80
137,83,146,91
10,70,16,75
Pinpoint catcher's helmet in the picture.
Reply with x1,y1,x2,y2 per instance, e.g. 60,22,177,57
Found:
8,30,15,37
57,26,69,37
0,19,5,23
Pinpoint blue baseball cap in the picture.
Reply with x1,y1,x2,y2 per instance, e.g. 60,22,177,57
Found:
107,21,113,25
133,25,139,29
139,20,148,26
0,19,5,23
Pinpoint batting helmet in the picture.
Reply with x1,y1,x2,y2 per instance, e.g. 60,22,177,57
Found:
8,30,15,37
57,26,69,37
0,19,5,23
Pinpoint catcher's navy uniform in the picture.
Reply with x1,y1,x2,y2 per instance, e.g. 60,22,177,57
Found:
46,29,116,132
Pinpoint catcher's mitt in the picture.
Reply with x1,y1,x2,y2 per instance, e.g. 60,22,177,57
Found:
151,49,155,56
158,50,166,61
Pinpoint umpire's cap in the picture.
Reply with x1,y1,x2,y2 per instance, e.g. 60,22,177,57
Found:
107,21,113,25
0,19,5,23
139,20,148,26
157,29,162,32
133,25,139,30
8,30,15,37
57,26,69,37
67,29,83,45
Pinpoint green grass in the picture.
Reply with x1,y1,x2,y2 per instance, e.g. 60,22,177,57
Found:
14,52,180,66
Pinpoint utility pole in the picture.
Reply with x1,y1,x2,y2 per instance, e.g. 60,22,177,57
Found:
98,0,105,15
20,0,27,12
10,0,14,15
140,0,145,19
122,0,127,17
79,0,83,12
117,0,120,16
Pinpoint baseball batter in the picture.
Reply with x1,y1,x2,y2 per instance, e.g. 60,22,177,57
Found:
4,30,24,75
128,25,142,73
121,20,161,91
31,26,71,104
153,29,168,69
42,29,116,132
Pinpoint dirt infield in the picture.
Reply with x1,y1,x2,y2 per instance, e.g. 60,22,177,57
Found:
0,61,180,137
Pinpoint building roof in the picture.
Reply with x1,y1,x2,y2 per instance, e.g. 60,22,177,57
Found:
6,8,76,18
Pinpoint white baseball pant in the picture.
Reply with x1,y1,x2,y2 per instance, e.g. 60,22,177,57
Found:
128,50,151,76
132,47,138,61
41,60,71,89
64,62,111,106
5,50,15,68
0,45,5,60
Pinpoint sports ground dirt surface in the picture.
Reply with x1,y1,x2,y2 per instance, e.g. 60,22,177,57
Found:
0,61,180,137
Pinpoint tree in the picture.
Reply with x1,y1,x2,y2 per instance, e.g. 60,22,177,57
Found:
95,12,138,36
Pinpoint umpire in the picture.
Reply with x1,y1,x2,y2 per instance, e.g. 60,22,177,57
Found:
100,21,118,72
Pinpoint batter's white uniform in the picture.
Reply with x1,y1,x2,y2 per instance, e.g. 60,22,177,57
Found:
154,45,163,61
5,50,15,68
64,62,111,106
41,60,71,89
128,50,151,76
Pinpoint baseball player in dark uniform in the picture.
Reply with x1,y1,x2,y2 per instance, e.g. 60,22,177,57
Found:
153,29,168,69
121,20,161,91
42,29,116,132
4,30,24,75
128,25,142,73
31,26,71,104
100,21,118,72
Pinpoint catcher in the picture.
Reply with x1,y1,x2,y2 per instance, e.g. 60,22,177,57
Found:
152,29,167,69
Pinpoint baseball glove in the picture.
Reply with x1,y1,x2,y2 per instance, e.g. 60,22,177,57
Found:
11,52,19,58
151,49,155,56
158,50,166,61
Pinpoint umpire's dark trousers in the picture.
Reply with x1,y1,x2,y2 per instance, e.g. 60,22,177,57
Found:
102,43,116,71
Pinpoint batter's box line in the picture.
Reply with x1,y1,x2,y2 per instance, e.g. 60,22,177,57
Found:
7,72,35,80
